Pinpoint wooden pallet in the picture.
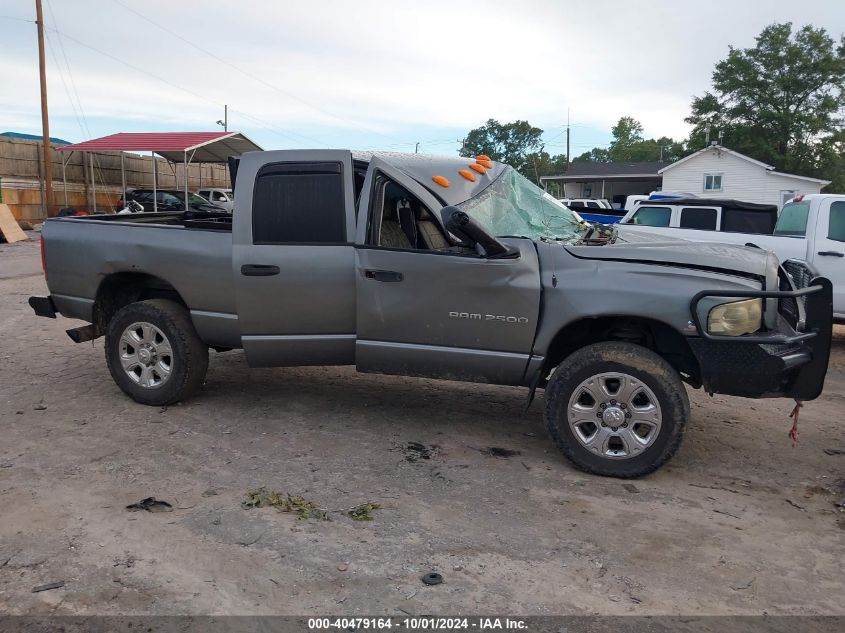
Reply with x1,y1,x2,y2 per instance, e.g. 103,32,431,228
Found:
0,203,28,243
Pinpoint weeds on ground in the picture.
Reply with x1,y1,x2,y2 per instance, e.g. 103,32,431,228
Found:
242,487,380,521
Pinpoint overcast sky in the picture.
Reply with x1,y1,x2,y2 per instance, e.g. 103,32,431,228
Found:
1,0,844,157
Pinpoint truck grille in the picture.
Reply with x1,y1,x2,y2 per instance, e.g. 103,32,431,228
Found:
778,259,812,330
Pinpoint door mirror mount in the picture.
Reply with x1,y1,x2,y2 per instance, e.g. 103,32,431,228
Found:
441,206,517,259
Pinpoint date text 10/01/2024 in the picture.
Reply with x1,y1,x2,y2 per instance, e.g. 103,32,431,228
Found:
307,617,528,630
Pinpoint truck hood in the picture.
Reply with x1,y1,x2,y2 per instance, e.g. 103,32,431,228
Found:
564,229,776,280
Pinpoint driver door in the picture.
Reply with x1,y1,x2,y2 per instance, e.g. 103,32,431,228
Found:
354,158,542,385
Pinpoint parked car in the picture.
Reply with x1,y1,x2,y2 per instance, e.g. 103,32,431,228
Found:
197,188,234,213
29,151,833,478
558,198,625,224
119,189,226,214
617,194,844,321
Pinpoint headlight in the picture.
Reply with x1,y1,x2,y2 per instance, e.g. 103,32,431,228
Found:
707,299,763,336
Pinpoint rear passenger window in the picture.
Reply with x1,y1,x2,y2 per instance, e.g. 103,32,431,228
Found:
252,162,346,244
829,202,845,242
680,207,717,230
631,206,671,227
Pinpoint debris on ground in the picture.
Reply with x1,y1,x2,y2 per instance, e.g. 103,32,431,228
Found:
422,572,443,585
481,447,520,458
242,488,381,521
788,400,802,446
347,502,381,521
730,578,755,591
623,484,640,494
201,489,219,497
125,497,173,513
785,499,806,511
31,581,64,593
33,403,47,411
823,448,845,456
337,563,348,571
401,442,439,462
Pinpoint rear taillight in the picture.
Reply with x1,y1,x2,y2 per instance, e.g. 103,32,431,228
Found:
793,194,804,202
40,236,47,280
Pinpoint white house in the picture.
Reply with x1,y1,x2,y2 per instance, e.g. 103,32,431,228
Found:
659,144,830,208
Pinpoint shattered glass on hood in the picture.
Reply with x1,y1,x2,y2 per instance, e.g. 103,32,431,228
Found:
456,167,588,242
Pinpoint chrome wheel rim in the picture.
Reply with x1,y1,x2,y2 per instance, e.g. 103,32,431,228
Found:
567,372,662,460
119,322,173,389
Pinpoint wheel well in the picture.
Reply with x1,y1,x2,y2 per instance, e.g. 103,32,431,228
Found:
93,272,187,331
541,316,701,388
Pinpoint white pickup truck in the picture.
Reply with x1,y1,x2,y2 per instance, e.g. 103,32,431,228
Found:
617,194,845,321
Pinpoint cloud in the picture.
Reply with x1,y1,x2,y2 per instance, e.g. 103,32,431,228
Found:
1,0,843,150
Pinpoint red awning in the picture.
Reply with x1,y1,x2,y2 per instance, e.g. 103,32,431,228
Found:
56,131,262,163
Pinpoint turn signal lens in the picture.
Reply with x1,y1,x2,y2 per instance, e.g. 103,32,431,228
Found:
458,169,476,182
707,299,762,336
469,163,486,174
432,175,450,188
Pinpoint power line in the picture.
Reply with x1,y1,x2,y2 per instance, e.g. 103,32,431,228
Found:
109,0,411,146
42,25,322,147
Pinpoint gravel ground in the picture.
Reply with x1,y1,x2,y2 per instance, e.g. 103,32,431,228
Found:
1,235,844,616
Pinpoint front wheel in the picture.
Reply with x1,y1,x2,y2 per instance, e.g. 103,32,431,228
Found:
544,342,689,478
105,299,209,406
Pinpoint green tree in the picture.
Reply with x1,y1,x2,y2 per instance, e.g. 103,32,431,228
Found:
573,117,685,163
686,22,845,180
460,119,545,174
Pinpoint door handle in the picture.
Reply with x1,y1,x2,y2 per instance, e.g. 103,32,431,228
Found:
817,251,844,257
241,264,280,276
364,269,403,282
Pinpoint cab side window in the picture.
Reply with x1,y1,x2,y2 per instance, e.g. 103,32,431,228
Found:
367,176,455,252
679,207,717,230
252,162,346,244
828,201,845,242
631,206,671,227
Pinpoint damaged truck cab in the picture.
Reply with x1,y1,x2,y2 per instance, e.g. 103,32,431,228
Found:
30,150,833,477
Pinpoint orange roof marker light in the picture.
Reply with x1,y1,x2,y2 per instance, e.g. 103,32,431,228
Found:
476,159,492,169
475,154,491,162
458,169,476,182
432,175,450,188
469,163,486,174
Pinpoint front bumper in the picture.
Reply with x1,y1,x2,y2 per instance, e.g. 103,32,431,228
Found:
687,277,833,400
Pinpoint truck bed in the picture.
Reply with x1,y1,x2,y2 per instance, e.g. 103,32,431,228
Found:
43,214,239,347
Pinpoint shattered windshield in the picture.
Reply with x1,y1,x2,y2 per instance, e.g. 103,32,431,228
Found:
456,167,588,242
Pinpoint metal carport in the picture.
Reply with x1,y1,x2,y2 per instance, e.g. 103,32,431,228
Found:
55,132,262,212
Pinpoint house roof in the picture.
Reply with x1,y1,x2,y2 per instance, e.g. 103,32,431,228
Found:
658,144,831,186
540,161,668,182
659,144,773,173
55,131,262,163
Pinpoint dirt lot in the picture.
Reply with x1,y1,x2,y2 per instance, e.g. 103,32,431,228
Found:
1,235,844,616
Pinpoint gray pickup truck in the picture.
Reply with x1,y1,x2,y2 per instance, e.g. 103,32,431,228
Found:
29,151,833,477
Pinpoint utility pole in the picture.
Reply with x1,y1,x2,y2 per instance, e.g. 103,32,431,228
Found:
566,108,571,166
217,104,228,132
415,142,419,154
35,0,54,217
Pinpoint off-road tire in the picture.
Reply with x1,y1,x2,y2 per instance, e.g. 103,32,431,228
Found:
544,342,689,478
105,299,209,406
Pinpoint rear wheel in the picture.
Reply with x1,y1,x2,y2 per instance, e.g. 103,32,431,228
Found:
544,342,689,478
105,299,208,406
